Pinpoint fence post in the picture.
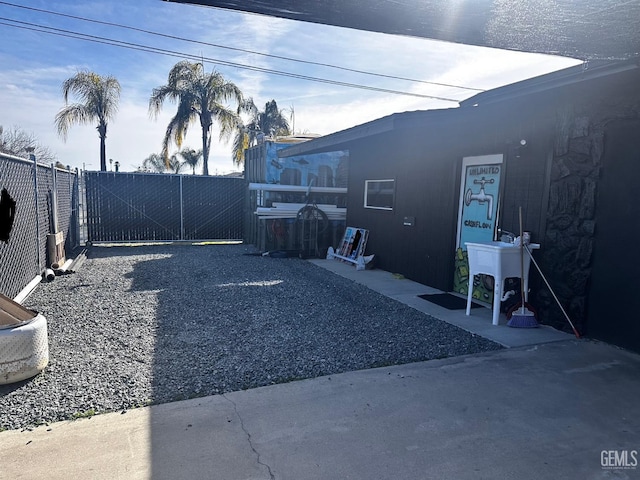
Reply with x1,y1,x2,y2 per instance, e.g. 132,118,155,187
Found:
73,168,80,248
67,166,74,247
30,151,41,273
50,163,59,233
180,174,184,240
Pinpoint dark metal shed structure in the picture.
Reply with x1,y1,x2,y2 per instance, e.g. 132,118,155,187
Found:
276,58,640,351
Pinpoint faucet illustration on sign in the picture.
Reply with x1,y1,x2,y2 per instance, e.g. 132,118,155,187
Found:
464,177,494,220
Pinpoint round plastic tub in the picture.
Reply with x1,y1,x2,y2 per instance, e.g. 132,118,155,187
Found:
0,313,49,384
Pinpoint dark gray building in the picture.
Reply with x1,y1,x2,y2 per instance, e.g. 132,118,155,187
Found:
279,58,640,352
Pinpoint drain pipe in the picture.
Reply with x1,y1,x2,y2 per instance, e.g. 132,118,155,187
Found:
13,275,43,305
67,248,87,273
43,269,55,282
52,258,73,274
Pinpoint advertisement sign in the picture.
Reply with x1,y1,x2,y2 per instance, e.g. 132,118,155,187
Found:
265,143,348,187
453,154,503,298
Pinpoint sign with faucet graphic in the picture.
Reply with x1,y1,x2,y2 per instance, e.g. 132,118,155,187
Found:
453,155,503,298
460,165,501,245
465,176,495,220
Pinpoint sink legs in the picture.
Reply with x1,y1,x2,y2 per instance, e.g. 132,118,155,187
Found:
465,280,474,316
491,278,501,325
465,273,501,325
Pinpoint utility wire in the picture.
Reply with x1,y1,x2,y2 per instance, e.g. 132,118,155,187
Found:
0,0,484,93
0,17,463,102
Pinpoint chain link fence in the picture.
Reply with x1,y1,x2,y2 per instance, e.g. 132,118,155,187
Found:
0,153,84,299
85,172,245,242
1,159,243,298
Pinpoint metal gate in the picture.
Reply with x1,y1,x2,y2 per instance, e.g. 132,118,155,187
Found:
85,172,245,242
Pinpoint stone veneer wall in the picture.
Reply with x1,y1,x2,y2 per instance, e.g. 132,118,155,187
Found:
538,90,640,334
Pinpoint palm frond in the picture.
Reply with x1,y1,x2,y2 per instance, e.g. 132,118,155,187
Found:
55,104,94,140
151,60,248,175
57,70,120,172
231,129,250,166
142,153,167,173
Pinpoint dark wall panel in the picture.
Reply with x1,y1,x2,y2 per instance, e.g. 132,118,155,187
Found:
588,119,640,352
346,128,460,290
344,103,556,291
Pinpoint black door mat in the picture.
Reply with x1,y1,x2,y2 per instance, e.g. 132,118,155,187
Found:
418,293,483,310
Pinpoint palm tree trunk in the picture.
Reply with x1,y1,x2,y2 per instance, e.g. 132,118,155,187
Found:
98,122,107,172
202,127,209,176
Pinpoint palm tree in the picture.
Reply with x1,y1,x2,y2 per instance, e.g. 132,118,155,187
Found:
142,153,168,173
142,151,190,174
168,153,188,174
256,99,291,138
149,61,246,176
176,148,203,175
232,99,291,166
55,70,120,172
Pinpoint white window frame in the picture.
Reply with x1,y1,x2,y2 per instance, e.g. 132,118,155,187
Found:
364,179,395,210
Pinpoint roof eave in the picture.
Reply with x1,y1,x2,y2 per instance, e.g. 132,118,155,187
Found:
460,57,639,108
277,113,397,158
277,109,457,158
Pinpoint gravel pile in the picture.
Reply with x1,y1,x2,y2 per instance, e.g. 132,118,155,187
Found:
0,244,501,431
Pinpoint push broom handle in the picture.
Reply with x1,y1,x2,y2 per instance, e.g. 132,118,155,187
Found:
519,207,525,308
524,244,581,339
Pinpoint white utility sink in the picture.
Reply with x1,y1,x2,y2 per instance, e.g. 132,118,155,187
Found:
465,241,540,325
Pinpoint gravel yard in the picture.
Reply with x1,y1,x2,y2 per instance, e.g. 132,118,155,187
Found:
0,244,501,431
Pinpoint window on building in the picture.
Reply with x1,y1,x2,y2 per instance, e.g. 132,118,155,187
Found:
364,179,395,210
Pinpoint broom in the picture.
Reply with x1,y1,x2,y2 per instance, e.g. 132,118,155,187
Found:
524,243,581,339
507,207,539,328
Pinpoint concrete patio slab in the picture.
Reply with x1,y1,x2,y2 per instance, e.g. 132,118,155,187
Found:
309,258,572,348
1,340,638,479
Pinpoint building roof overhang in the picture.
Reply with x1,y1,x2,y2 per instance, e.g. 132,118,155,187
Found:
276,57,639,158
276,108,459,158
164,0,640,61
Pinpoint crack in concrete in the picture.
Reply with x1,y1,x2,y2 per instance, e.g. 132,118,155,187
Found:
223,394,275,480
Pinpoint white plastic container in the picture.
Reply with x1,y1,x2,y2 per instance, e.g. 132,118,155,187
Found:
0,297,49,384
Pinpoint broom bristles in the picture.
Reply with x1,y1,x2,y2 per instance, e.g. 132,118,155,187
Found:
507,311,539,328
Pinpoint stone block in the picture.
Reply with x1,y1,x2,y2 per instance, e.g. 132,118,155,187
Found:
551,157,571,180
576,237,594,268
578,178,597,219
569,136,591,156
580,220,596,235
571,116,590,138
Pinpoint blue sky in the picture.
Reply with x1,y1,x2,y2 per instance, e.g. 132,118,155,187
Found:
0,0,582,174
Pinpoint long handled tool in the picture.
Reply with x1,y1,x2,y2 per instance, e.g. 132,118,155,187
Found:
524,243,581,339
507,207,539,328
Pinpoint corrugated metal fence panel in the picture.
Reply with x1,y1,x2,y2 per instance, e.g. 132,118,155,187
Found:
85,172,245,242
0,154,81,299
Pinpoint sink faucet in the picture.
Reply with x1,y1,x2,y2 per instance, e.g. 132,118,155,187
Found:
498,229,516,243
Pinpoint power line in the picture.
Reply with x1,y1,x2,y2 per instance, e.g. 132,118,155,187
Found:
0,0,484,94
0,16,463,102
